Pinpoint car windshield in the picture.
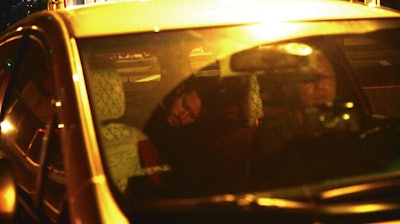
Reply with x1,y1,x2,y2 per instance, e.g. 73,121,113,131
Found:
78,23,400,208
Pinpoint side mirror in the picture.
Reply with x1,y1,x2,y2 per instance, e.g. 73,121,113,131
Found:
0,159,17,221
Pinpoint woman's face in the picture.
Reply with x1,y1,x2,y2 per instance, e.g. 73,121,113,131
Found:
166,90,202,126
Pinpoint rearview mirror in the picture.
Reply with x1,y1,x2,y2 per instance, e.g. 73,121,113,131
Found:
222,43,318,81
230,46,309,72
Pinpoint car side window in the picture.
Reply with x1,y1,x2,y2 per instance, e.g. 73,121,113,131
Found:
0,33,67,221
342,35,400,118
1,35,63,171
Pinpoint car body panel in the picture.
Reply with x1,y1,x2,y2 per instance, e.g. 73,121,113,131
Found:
7,0,400,38
0,0,400,223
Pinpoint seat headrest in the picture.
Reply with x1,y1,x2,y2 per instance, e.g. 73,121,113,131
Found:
88,58,125,121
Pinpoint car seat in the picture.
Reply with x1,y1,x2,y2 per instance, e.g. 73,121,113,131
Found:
88,57,166,192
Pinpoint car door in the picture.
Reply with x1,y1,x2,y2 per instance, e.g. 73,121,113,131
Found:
0,29,67,223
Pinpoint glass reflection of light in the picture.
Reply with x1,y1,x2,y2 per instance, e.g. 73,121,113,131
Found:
246,23,302,45
238,194,255,206
135,74,161,82
324,203,396,214
345,102,354,109
322,185,371,199
283,43,313,56
211,194,236,203
257,198,310,209
0,120,14,134
351,204,390,213
0,185,16,213
55,101,62,107
73,74,80,82
342,113,350,120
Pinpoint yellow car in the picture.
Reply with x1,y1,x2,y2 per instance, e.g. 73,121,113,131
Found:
1,0,400,223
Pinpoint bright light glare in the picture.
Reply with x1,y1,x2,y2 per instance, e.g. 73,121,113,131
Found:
0,186,16,212
350,204,387,213
246,23,302,46
92,175,106,184
283,43,313,56
322,185,370,199
0,121,14,133
135,74,161,82
324,203,396,214
55,101,62,107
342,113,350,120
345,102,354,108
73,74,80,82
257,198,308,209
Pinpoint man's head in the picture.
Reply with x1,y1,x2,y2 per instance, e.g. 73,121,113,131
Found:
284,50,336,107
163,84,203,126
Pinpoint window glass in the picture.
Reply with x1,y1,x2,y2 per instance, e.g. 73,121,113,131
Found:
78,26,400,207
0,36,22,116
341,32,400,118
2,36,58,165
4,34,66,219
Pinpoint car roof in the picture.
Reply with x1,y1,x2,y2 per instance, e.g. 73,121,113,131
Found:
40,0,400,37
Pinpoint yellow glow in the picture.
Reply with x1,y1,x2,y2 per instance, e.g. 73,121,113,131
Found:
73,74,80,82
351,204,386,213
58,123,65,129
0,120,14,134
324,203,396,214
345,102,354,108
212,194,236,203
257,198,309,209
135,74,161,82
322,185,371,199
246,23,303,46
238,194,255,206
342,113,350,120
92,175,106,184
283,43,313,56
0,185,16,213
154,26,160,32
16,27,23,32
55,101,62,107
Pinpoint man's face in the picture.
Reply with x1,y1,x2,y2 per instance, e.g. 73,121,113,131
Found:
166,90,202,126
297,71,336,106
287,51,336,107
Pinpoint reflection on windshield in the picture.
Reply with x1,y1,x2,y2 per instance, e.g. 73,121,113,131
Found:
79,27,400,202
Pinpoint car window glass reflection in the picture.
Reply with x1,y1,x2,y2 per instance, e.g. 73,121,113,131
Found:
80,30,400,200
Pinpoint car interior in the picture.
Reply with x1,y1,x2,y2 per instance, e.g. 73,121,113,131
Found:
79,30,400,202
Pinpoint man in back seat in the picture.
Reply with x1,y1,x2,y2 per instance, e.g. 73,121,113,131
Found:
143,76,245,195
